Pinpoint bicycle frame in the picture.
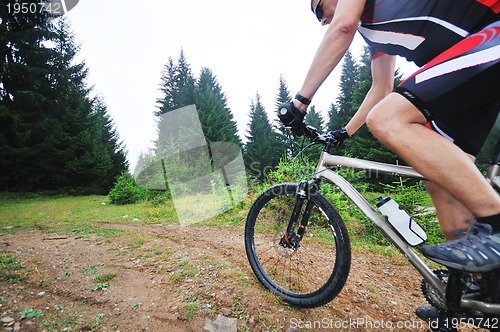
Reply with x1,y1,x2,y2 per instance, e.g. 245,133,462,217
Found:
313,151,500,314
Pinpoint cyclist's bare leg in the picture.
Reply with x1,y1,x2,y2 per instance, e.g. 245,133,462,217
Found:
366,93,500,220
425,154,475,240
424,181,473,240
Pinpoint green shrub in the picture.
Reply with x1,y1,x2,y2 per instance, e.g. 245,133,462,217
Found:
108,172,145,205
145,190,169,206
267,157,317,184
268,157,444,246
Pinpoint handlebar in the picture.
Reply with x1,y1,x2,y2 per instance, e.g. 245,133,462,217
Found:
296,123,340,152
301,124,319,140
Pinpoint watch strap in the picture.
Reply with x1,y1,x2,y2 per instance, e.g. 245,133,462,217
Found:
295,92,312,106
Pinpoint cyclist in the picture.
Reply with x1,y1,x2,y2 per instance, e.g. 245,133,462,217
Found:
278,0,500,321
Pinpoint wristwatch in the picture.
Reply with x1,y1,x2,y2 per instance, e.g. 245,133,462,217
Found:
295,92,312,106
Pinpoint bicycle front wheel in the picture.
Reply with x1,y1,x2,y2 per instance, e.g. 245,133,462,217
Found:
245,183,351,308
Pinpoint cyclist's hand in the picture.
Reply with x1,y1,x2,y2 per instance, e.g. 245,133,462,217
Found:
277,102,306,131
330,128,350,146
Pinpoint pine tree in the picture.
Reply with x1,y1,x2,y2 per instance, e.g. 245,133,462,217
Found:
346,46,400,164
0,1,57,189
303,105,325,161
326,102,340,132
0,13,127,193
305,105,324,133
91,97,129,191
274,75,298,157
330,50,358,131
195,67,241,146
245,93,282,181
155,49,196,115
147,52,243,193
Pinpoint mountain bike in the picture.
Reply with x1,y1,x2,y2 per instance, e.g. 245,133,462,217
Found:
244,124,500,331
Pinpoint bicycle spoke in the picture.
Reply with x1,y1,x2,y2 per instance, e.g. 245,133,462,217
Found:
253,222,337,294
245,183,351,307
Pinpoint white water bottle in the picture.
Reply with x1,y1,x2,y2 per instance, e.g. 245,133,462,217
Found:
376,197,427,246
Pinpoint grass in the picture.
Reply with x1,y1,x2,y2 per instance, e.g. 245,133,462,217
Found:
0,189,441,331
0,193,177,236
169,259,199,283
89,271,116,292
42,309,106,331
0,251,28,284
81,263,104,275
91,283,109,291
19,308,44,319
0,186,439,253
184,303,198,320
93,273,116,283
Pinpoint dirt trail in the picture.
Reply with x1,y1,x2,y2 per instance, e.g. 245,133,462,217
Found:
0,223,488,331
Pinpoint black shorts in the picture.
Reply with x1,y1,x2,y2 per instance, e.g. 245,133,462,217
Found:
396,21,500,156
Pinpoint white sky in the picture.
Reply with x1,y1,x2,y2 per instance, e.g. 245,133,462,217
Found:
64,0,417,170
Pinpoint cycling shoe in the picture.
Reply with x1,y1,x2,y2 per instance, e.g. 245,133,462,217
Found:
420,223,500,273
416,305,440,320
416,306,459,332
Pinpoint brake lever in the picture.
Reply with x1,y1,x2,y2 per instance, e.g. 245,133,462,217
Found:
304,125,319,140
312,132,340,150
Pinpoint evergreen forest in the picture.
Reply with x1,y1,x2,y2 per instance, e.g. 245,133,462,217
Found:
0,2,128,194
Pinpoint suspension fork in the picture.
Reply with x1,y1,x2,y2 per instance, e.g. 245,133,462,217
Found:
281,180,318,248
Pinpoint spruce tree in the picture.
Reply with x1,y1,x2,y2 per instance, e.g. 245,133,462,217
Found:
330,50,358,131
274,75,298,157
326,50,358,155
0,1,56,189
195,67,241,146
245,93,282,181
155,52,241,146
0,12,127,193
346,46,400,164
274,75,292,110
153,51,201,189
326,102,340,132
155,57,178,115
146,52,243,193
176,49,196,109
303,105,325,161
91,97,129,191
305,105,324,133
155,49,196,115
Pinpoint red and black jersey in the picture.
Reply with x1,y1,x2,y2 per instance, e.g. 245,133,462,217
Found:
359,0,500,66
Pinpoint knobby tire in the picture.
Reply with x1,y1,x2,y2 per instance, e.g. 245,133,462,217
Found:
245,183,351,308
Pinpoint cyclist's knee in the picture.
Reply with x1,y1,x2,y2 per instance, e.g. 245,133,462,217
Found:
367,93,426,140
366,103,390,140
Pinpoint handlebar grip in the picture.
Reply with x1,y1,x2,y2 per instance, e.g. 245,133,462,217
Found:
302,124,318,140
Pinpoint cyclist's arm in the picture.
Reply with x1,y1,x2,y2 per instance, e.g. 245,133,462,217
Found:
295,0,367,112
345,52,396,135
